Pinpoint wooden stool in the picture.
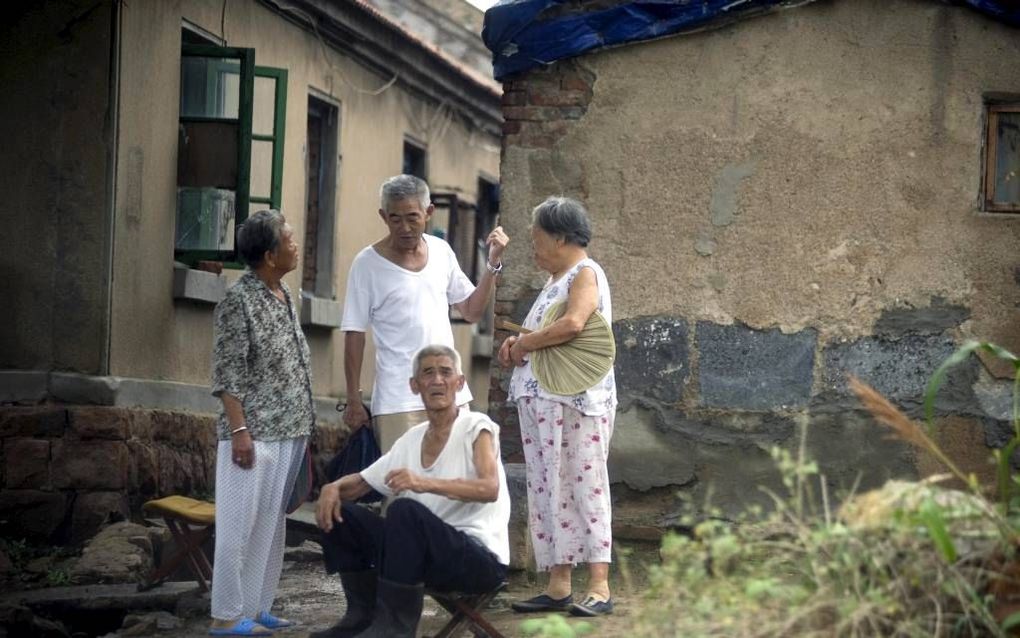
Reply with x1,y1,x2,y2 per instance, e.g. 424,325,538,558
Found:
138,495,215,592
426,581,507,638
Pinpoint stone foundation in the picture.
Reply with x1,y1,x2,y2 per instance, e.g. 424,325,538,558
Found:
0,406,345,545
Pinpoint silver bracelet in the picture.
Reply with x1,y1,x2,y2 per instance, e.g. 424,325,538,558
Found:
230,425,249,436
486,260,503,275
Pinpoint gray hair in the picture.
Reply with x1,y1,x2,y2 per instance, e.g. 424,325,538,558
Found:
411,344,463,377
236,209,286,267
531,196,592,247
380,174,431,213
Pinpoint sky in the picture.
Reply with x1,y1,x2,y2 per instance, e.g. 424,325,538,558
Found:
466,0,497,10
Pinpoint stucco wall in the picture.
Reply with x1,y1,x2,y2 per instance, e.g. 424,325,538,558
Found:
109,0,500,401
492,0,1020,521
0,1,114,374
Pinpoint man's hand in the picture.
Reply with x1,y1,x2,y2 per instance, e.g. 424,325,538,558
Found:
486,226,509,268
231,430,256,469
385,469,429,495
344,399,370,431
316,481,343,533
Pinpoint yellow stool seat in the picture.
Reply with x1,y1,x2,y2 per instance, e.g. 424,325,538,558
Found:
138,495,216,592
143,495,215,526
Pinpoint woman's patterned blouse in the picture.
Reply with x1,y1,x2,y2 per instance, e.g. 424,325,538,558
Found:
508,258,617,416
211,270,315,441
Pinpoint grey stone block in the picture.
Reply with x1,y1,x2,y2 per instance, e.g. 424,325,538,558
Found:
609,402,695,491
697,322,816,410
873,297,970,337
805,409,918,495
613,315,689,404
821,334,979,414
172,266,226,304
504,463,534,571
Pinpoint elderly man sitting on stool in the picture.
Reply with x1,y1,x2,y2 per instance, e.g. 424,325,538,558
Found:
312,344,510,638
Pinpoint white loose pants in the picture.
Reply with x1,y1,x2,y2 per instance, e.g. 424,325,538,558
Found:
211,437,307,620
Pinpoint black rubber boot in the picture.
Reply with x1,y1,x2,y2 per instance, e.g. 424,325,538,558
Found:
309,570,378,638
352,578,424,638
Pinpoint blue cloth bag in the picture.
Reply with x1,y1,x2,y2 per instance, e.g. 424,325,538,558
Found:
324,426,384,504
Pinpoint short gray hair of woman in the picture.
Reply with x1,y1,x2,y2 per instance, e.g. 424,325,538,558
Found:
531,196,592,247
412,344,463,377
380,174,431,213
236,209,286,268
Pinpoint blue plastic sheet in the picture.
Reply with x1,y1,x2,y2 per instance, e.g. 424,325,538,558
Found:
483,0,1020,81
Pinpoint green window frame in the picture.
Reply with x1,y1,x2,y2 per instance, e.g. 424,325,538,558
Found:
250,66,288,212
176,44,254,265
175,45,288,266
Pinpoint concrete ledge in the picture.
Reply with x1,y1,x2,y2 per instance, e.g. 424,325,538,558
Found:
300,295,342,329
0,370,48,403
172,266,226,305
50,372,119,405
0,370,343,423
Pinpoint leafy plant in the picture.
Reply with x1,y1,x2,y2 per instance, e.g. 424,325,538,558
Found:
624,340,1020,637
924,340,1020,512
1,538,30,567
45,566,72,587
520,614,593,637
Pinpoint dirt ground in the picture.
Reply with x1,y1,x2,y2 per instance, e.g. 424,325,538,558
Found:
175,551,648,638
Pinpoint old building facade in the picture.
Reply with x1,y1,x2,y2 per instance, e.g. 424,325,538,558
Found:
0,0,502,542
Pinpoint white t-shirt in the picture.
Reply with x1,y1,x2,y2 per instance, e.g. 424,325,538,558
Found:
341,234,475,415
360,410,511,565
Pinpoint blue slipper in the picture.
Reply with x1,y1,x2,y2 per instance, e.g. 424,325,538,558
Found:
256,611,293,629
511,593,574,613
569,595,613,617
209,618,273,636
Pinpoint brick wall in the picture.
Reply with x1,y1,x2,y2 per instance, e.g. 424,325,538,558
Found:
499,60,595,151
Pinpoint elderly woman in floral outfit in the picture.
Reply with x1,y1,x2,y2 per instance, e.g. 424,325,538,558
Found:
209,210,315,636
498,197,617,617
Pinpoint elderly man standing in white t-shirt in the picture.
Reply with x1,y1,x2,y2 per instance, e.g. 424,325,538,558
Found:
341,174,509,452
312,344,510,638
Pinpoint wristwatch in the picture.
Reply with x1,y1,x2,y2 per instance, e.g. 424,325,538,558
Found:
486,260,503,275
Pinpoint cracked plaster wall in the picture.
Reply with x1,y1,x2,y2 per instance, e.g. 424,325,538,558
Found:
492,0,1020,522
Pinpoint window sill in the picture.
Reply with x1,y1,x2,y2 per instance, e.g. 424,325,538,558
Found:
472,334,493,358
173,264,227,304
300,294,342,329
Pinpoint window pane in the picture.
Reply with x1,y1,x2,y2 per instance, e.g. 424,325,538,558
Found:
178,121,238,188
180,57,240,118
176,188,236,251
250,139,274,201
253,76,276,137
994,112,1020,205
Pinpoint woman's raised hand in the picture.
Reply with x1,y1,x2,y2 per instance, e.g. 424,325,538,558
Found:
498,336,516,368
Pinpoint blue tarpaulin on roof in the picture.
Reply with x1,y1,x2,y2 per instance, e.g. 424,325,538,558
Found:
482,0,1020,81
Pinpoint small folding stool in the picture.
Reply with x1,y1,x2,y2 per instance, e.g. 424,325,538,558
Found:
138,495,215,592
426,581,507,638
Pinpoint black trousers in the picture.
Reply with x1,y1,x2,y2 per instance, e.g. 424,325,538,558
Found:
321,499,507,593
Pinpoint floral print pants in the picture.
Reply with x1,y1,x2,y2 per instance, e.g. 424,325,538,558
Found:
517,397,614,571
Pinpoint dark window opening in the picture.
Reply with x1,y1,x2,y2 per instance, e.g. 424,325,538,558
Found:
304,95,340,298
403,139,427,180
984,99,1020,213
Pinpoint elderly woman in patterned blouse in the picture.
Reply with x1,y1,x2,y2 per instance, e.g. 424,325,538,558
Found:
209,209,315,636
498,197,617,618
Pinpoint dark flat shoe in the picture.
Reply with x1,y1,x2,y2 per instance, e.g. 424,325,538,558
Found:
569,595,613,617
511,593,574,613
